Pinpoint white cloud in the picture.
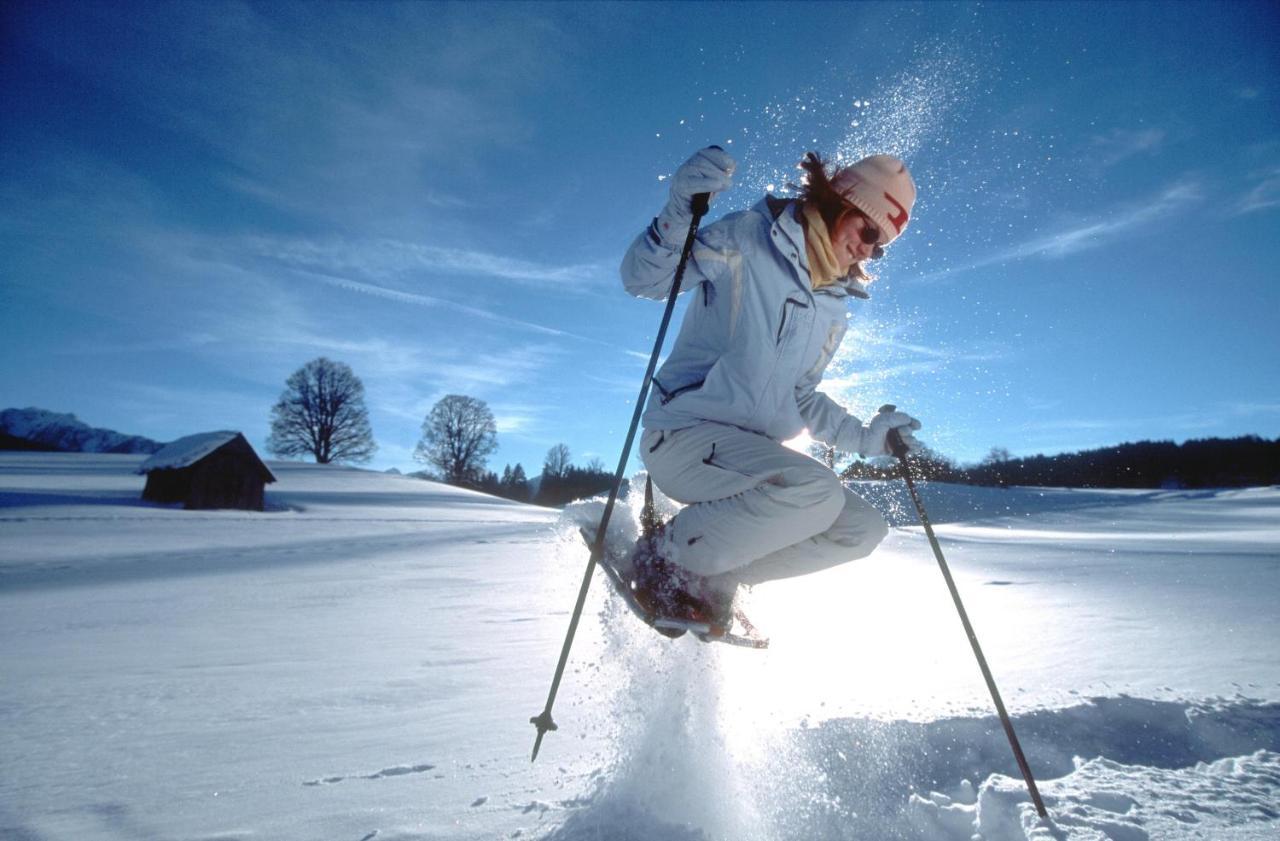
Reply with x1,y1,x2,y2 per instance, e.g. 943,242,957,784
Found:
160,229,624,352
912,177,1202,281
1089,127,1166,167
1235,167,1280,215
244,235,609,292
492,403,552,436
845,324,996,361
296,269,573,338
1023,396,1063,412
1009,180,1200,259
1019,417,1122,433
1224,401,1280,419
812,322,1009,414
20,4,570,230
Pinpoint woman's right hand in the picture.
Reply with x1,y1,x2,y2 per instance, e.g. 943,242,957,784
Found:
652,146,737,246
669,146,736,214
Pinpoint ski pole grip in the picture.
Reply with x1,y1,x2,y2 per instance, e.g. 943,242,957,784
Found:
689,145,722,218
887,426,911,461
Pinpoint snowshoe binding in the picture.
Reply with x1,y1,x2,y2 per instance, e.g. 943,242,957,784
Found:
583,478,767,649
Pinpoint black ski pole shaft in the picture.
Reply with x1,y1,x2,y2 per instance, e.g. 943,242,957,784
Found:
529,190,711,762
887,428,1049,819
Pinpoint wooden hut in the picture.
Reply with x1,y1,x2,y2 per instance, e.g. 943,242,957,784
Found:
138,431,276,511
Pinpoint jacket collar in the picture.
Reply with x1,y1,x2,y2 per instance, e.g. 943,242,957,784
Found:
759,195,870,300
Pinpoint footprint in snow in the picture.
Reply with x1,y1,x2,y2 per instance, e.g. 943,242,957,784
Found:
365,763,435,780
1086,792,1138,814
302,763,436,786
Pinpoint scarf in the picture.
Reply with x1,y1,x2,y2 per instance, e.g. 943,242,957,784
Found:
802,203,842,290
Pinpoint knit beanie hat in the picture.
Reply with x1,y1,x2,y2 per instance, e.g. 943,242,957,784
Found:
830,155,916,245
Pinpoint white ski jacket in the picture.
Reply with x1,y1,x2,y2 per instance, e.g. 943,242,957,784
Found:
621,196,871,454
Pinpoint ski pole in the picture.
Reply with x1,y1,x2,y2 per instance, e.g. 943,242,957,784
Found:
529,189,712,762
887,427,1049,819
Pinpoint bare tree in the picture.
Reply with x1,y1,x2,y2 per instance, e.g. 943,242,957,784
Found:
268,357,376,464
415,395,498,485
543,443,571,479
981,446,1013,488
983,446,1012,464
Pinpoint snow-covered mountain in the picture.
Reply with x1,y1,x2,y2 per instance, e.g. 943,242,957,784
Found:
0,407,163,454
1,452,1277,840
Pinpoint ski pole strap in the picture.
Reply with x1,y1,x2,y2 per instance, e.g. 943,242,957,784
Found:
886,420,912,460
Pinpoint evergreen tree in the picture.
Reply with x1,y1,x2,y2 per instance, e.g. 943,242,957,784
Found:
507,463,531,501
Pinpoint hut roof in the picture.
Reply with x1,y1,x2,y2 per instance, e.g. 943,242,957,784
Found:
137,431,275,482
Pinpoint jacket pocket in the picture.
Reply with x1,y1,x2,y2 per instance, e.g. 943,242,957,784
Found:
776,298,810,345
653,376,706,406
701,442,757,479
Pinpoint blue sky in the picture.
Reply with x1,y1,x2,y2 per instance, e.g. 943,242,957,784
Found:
2,1,1278,477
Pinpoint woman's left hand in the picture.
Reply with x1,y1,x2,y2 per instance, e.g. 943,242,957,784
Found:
860,405,922,458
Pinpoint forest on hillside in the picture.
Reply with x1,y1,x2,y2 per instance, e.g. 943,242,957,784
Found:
841,435,1280,489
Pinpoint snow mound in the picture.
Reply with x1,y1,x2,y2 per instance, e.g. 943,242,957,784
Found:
800,696,1280,840
910,749,1280,840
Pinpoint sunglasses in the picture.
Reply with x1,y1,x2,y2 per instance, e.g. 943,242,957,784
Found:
853,211,882,246
845,207,886,259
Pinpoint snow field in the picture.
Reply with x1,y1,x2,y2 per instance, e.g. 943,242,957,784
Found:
552,481,1280,840
1,453,1278,840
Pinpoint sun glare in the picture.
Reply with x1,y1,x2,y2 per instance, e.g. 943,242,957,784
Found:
783,431,814,454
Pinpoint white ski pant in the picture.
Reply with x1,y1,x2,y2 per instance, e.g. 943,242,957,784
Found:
640,422,889,587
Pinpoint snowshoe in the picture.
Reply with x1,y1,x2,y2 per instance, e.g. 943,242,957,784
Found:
581,527,767,648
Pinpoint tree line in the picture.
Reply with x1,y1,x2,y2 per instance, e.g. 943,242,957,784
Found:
265,357,613,507
466,448,619,507
837,436,1280,489
267,358,1277,502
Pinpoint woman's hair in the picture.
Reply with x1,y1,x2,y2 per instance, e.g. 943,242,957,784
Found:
795,152,873,282
797,153,847,229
